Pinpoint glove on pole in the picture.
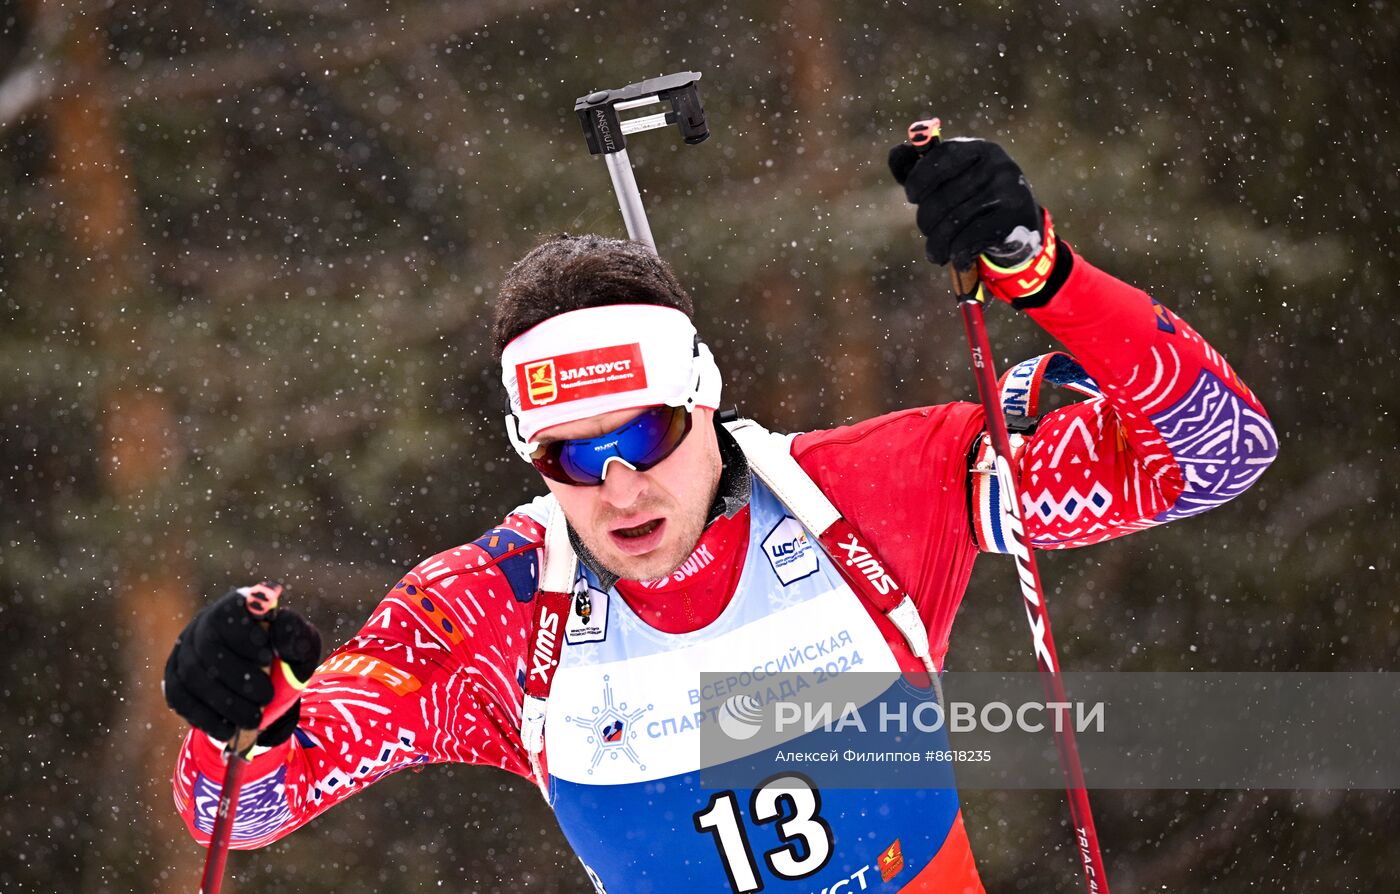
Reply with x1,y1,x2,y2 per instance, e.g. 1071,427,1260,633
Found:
163,582,321,894
895,118,1111,894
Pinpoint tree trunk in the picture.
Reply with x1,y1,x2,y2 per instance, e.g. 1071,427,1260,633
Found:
776,0,882,424
40,2,201,889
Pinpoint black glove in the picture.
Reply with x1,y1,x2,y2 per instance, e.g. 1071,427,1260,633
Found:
163,586,322,747
888,137,1044,271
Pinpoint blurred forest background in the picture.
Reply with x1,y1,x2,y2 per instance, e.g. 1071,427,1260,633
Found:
2,0,1396,891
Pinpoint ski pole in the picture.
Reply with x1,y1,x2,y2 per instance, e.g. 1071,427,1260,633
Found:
573,71,710,252
197,581,284,894
906,118,1110,894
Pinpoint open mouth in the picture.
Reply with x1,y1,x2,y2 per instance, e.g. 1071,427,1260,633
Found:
614,519,662,539
608,518,666,556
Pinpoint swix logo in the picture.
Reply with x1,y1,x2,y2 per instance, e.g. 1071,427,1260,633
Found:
638,543,715,589
529,607,561,682
523,359,557,405
835,534,896,596
994,455,1056,671
671,542,715,581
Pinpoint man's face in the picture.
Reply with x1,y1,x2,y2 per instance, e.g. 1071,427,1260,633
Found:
539,406,721,582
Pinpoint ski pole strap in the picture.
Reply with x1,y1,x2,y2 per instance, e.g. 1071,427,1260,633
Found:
521,588,570,740
724,419,934,673
817,518,932,665
996,350,1100,420
972,352,1102,555
522,497,578,798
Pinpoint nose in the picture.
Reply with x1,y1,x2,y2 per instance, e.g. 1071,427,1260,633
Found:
599,460,646,509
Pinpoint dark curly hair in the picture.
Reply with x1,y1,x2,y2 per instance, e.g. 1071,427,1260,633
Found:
492,234,694,357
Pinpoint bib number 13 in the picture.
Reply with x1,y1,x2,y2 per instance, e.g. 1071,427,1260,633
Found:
693,773,833,893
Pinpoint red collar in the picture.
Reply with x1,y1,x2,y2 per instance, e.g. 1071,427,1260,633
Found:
614,506,751,633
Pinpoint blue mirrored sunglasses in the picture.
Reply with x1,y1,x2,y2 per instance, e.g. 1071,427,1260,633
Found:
530,405,694,487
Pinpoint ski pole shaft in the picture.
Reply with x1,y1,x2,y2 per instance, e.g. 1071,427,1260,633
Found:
198,737,253,894
958,295,1109,894
196,582,284,894
907,118,1110,894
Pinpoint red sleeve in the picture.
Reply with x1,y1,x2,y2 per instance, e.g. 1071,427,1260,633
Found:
172,511,543,849
786,244,1276,668
791,403,984,670
972,244,1277,551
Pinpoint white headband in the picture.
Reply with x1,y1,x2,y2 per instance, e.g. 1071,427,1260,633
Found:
502,304,722,461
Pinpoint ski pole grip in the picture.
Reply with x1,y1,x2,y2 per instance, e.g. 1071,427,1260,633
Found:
905,118,984,301
907,117,941,149
229,582,287,754
949,265,981,301
239,581,282,619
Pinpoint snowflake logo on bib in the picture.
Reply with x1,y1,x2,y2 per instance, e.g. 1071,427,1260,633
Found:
565,675,653,774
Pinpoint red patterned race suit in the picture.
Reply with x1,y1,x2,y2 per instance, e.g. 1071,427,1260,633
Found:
173,243,1275,875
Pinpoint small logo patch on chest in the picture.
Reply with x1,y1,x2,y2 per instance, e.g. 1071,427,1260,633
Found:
762,516,818,585
567,580,610,644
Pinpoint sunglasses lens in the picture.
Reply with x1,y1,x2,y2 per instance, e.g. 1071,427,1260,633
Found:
557,442,602,485
529,446,575,484
532,406,692,486
628,403,691,467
